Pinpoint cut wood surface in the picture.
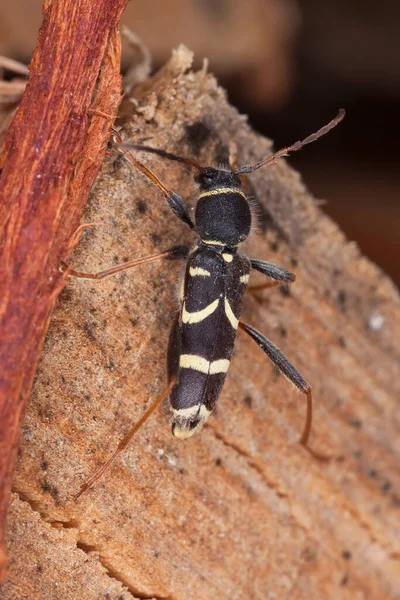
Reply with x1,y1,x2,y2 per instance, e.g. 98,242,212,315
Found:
2,46,400,599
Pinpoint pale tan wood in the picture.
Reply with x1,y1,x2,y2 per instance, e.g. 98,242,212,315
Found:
2,47,400,599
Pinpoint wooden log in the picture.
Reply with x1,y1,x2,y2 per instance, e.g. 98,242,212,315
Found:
0,0,129,582
2,46,400,599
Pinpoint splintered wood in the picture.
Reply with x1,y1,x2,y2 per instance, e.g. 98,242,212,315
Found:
2,47,400,599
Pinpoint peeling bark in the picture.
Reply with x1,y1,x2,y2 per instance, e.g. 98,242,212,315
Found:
0,0,129,581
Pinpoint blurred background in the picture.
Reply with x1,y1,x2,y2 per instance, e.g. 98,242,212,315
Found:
0,0,399,284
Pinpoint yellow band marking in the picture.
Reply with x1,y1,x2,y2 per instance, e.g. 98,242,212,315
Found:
222,253,233,263
209,359,230,374
179,355,230,375
240,274,249,284
182,298,219,324
172,405,211,420
202,239,225,246
173,405,200,419
172,425,197,439
224,298,239,330
198,188,246,200
180,355,209,373
172,405,212,439
201,239,240,247
189,267,211,277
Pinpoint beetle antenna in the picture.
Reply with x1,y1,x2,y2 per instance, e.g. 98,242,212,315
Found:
117,142,204,171
234,109,345,175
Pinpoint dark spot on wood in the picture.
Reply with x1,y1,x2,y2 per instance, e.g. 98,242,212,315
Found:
391,494,400,507
338,336,346,348
348,419,362,429
125,341,132,352
129,317,139,327
92,415,97,421
302,544,317,562
41,480,59,500
58,287,73,303
36,564,43,573
342,550,352,560
279,285,290,297
179,468,185,475
340,574,349,586
40,459,48,471
368,469,377,478
113,255,119,264
215,458,222,467
151,232,162,247
106,359,116,371
244,395,252,408
136,199,147,214
338,289,346,311
381,480,391,493
269,241,279,252
333,268,342,277
82,322,96,342
61,375,66,384
153,551,160,559
184,121,213,154
291,257,298,267
280,327,287,337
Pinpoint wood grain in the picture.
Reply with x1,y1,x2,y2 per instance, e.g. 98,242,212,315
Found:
0,0,128,581
2,47,400,599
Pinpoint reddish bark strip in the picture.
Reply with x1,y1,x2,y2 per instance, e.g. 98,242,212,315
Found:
0,0,128,581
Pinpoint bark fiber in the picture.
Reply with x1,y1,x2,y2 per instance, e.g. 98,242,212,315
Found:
0,0,128,582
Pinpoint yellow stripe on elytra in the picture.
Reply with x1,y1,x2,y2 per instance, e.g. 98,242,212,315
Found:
198,188,246,200
209,359,230,374
179,355,209,373
179,355,231,374
182,299,219,324
224,298,239,330
189,267,211,277
240,273,249,284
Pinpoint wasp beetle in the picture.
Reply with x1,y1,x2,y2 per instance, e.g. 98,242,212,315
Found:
67,110,345,498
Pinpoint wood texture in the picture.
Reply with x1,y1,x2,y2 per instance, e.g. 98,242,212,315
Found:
2,46,400,599
0,0,128,581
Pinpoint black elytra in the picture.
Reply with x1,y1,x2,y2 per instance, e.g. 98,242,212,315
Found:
69,111,345,498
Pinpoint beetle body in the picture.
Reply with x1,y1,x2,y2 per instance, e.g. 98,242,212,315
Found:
70,110,345,497
168,168,252,438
